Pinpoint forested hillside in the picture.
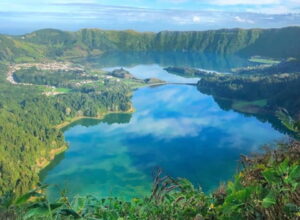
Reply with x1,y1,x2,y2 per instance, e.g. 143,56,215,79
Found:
0,64,132,196
152,27,300,58
1,26,300,63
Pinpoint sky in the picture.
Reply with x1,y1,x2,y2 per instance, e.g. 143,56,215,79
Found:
0,0,300,34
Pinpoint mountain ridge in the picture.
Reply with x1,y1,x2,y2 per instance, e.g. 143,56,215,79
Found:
1,26,300,62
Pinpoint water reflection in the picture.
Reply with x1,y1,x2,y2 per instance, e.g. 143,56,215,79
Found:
77,51,252,72
61,113,132,132
41,52,286,200
41,85,286,200
104,64,200,83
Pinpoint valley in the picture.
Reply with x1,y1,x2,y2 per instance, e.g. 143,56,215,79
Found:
0,27,299,219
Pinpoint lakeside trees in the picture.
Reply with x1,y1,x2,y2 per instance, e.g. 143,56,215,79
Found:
0,64,132,196
195,56,300,119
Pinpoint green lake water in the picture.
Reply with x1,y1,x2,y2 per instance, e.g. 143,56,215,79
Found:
40,52,287,200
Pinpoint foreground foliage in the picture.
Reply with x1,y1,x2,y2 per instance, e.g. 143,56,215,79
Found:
1,141,299,220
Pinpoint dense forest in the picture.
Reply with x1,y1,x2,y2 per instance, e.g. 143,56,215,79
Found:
233,58,300,75
1,27,300,63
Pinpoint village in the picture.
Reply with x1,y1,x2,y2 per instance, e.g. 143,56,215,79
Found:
6,62,143,96
7,62,84,84
6,62,93,95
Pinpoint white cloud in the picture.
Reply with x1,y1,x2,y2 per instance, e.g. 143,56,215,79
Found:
192,16,201,23
234,16,255,24
246,5,293,14
0,1,299,34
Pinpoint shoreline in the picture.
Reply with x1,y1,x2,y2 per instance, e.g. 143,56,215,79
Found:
36,145,68,171
55,106,135,130
37,107,135,173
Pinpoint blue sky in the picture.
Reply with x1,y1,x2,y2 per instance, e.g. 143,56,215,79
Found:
0,0,300,34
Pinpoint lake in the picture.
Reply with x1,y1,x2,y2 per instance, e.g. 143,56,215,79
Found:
40,52,287,200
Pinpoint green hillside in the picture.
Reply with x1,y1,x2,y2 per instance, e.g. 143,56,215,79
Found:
152,28,262,54
0,63,133,196
0,35,45,62
1,26,300,63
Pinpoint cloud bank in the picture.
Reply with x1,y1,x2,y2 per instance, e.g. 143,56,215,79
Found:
0,0,299,34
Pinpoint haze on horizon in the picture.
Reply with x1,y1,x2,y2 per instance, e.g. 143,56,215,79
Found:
0,0,300,35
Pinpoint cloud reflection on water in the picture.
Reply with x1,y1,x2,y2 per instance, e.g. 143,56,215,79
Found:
67,85,284,150
42,63,286,200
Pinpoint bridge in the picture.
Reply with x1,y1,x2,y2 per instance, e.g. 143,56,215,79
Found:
148,82,197,87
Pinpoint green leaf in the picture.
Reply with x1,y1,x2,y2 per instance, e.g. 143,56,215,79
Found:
236,189,251,202
24,206,49,219
59,208,81,218
278,159,289,174
227,181,235,194
262,169,280,183
72,196,86,212
15,190,43,205
50,202,64,210
289,165,300,180
262,190,277,208
291,182,299,191
39,184,49,190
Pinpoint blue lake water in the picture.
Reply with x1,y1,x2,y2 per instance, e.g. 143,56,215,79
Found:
41,52,287,200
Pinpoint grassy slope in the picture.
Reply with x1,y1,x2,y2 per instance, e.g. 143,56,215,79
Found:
0,35,46,62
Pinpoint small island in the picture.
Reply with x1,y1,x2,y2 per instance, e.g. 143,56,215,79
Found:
108,68,166,85
164,66,218,77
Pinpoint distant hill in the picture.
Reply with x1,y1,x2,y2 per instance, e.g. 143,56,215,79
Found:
1,26,300,62
0,35,46,62
153,27,300,58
